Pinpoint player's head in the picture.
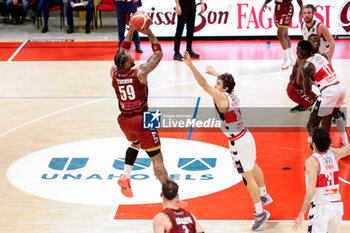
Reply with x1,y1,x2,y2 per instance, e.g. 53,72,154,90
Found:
308,34,320,53
303,4,316,23
215,73,236,93
311,128,331,152
161,179,179,201
114,51,135,71
296,40,313,60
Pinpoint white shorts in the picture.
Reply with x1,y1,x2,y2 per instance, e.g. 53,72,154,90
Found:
312,83,346,117
308,202,344,233
228,129,256,173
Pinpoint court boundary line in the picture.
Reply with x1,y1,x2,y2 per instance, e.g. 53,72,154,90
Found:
111,219,350,224
7,40,27,62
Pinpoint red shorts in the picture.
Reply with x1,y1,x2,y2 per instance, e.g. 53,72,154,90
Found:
275,3,294,27
287,82,317,110
118,114,161,152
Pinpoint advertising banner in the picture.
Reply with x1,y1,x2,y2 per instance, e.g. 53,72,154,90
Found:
138,0,350,38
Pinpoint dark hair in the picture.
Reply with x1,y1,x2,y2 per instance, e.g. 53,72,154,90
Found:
297,40,313,53
312,128,331,152
114,51,128,70
308,33,320,41
218,73,236,93
162,179,178,200
303,4,316,14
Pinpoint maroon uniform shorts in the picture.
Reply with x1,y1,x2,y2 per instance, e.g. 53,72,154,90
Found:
118,114,161,152
287,82,318,110
275,3,294,27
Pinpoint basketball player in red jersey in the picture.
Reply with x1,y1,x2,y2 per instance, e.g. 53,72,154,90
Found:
293,128,350,232
110,19,168,198
301,4,335,64
299,40,348,145
153,180,204,233
262,0,303,70
287,34,319,113
183,52,272,231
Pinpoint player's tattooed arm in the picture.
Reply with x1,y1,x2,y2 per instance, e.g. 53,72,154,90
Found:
119,15,136,53
137,54,162,84
301,62,315,94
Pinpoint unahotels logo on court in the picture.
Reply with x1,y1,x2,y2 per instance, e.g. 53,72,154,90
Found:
7,137,241,206
143,110,221,129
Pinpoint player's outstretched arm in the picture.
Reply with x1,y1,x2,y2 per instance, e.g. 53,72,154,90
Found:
205,66,221,77
119,15,136,53
137,28,163,84
302,62,314,94
292,157,318,231
332,144,350,161
183,51,226,105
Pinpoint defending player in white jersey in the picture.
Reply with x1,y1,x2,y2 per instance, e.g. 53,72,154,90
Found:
183,51,272,231
298,40,348,145
301,4,335,63
293,128,350,233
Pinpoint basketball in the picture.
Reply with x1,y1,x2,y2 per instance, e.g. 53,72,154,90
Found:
131,11,152,31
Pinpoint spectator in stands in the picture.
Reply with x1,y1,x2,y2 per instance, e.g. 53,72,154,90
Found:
66,0,94,34
31,0,63,33
6,0,33,24
115,0,143,53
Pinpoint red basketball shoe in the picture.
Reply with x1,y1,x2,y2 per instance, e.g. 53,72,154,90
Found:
118,174,133,198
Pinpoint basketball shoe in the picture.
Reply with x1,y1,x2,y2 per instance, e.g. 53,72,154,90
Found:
281,58,291,70
260,194,273,207
118,174,133,198
252,210,270,231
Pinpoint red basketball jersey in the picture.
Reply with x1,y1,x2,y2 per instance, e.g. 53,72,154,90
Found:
112,69,148,115
161,208,196,233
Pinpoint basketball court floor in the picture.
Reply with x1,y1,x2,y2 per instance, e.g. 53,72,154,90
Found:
1,40,350,232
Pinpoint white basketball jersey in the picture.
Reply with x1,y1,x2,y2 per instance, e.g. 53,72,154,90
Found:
307,150,341,205
214,92,246,139
306,53,339,91
301,21,330,57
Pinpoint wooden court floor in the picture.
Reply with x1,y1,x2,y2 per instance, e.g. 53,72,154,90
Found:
1,40,350,233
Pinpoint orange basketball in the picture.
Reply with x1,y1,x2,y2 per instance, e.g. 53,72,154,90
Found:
131,11,152,31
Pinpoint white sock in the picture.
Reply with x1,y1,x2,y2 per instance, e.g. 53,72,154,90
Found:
124,164,133,178
335,118,349,145
259,186,267,197
288,47,294,61
283,49,289,60
254,202,263,214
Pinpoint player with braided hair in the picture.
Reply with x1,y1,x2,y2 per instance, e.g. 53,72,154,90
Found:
110,18,169,199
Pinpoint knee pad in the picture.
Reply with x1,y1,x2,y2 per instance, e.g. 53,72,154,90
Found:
146,148,161,157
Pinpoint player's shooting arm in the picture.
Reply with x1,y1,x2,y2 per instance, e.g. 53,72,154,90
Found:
319,24,335,63
137,29,163,84
332,144,350,161
119,16,136,53
302,62,314,94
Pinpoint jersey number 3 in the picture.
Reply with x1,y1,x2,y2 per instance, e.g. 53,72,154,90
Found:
119,85,136,101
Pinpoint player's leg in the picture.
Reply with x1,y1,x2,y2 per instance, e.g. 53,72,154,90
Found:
147,150,169,184
230,132,269,231
174,3,187,60
327,202,344,233
333,109,348,145
308,203,328,233
278,26,291,69
287,82,317,112
117,141,140,198
252,163,273,207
